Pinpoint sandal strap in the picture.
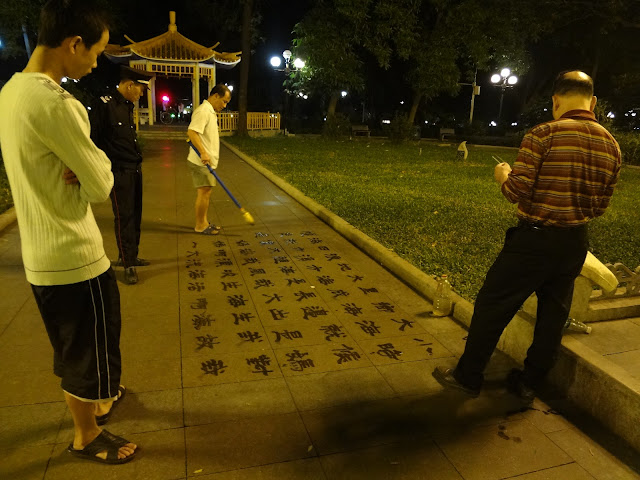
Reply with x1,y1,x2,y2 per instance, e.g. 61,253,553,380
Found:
199,224,219,235
79,431,126,461
101,429,131,448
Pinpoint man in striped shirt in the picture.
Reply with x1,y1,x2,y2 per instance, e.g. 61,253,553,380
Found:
434,71,621,401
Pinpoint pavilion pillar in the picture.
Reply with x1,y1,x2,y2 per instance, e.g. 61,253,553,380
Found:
148,77,156,126
207,66,215,95
147,61,155,125
193,64,201,109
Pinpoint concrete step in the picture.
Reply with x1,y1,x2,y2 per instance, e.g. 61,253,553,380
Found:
589,296,640,321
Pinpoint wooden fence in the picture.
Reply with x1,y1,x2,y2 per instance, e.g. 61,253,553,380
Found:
133,110,280,132
218,112,281,132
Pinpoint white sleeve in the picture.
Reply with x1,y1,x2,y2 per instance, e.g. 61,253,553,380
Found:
44,99,114,203
188,105,209,134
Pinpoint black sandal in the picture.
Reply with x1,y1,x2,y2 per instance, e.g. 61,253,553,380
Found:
96,385,126,426
67,429,137,464
196,224,220,235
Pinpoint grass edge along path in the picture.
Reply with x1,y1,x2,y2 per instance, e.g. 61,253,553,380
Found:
224,136,640,302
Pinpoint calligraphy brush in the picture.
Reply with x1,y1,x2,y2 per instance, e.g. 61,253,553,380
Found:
188,141,255,225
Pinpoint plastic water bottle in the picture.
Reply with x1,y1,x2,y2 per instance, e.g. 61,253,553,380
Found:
564,317,592,334
432,275,452,317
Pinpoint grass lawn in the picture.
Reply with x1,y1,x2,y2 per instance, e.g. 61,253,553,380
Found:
225,136,640,301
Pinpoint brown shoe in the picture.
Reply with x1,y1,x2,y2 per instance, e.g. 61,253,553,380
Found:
114,257,150,267
124,267,138,285
506,369,535,404
432,366,480,397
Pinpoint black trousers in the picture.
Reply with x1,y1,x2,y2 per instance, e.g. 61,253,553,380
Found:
454,222,588,390
110,165,143,267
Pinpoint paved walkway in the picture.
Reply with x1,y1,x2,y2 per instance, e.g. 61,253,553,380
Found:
1,139,639,480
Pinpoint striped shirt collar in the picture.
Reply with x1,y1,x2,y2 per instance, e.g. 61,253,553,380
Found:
560,109,596,122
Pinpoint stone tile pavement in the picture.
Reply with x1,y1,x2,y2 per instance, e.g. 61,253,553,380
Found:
1,139,639,479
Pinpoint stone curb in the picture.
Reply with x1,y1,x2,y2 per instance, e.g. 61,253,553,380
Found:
0,207,16,235
223,139,640,453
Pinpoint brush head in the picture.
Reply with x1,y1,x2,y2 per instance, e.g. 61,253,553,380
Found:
241,209,255,225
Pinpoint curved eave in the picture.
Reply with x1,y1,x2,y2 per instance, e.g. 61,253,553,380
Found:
213,58,241,69
130,48,216,63
104,49,241,68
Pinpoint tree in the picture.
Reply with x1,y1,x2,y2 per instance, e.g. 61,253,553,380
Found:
290,2,365,116
0,0,128,60
236,0,254,136
0,0,42,59
519,0,640,115
291,0,544,125
400,0,544,124
185,0,262,136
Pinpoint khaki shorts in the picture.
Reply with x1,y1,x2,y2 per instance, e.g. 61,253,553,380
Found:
189,162,216,188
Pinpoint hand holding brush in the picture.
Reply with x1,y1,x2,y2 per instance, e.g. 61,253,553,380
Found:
188,141,255,225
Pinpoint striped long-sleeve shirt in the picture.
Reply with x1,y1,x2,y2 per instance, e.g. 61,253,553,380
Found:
502,109,621,226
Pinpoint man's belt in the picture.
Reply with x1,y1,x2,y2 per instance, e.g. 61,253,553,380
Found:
517,219,586,231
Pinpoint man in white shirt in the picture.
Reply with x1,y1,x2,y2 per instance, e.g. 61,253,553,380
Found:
187,84,231,235
0,0,137,464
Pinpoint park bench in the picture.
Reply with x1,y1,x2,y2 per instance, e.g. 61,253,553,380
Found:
439,128,455,141
351,124,370,137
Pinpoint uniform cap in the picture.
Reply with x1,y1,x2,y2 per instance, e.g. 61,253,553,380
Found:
119,66,154,88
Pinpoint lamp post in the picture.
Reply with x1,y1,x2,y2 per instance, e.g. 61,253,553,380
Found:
270,50,305,135
491,68,518,125
459,69,481,125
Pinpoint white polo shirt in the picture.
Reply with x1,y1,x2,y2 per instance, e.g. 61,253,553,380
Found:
187,100,220,168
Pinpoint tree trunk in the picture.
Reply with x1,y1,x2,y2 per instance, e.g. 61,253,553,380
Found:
591,39,602,82
327,92,339,116
237,0,253,136
22,24,32,58
408,92,422,124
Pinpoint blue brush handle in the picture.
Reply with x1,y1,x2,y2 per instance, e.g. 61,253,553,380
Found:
188,141,242,209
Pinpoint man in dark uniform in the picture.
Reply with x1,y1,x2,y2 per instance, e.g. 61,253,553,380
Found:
91,66,154,285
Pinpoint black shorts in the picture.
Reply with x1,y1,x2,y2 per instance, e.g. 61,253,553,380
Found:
31,268,122,401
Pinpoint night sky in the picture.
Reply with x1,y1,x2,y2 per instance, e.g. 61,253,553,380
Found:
2,1,635,131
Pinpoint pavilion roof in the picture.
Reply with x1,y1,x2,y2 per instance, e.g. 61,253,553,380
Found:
104,11,241,68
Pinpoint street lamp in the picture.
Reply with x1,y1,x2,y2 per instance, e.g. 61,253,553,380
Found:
271,50,304,74
491,68,518,125
270,49,305,135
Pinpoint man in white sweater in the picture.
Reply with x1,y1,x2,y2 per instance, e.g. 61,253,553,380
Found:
0,0,137,464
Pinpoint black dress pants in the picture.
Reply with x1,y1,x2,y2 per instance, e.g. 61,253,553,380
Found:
454,222,588,390
110,165,143,267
